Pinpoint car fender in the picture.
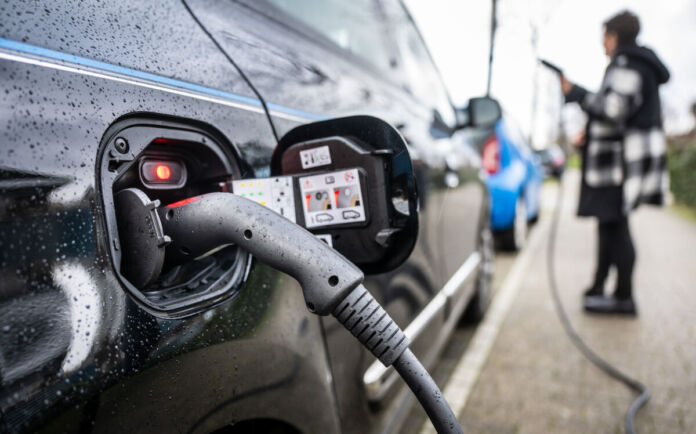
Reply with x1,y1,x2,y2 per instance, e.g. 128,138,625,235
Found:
486,160,526,230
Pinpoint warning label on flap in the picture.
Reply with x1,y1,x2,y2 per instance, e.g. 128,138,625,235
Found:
300,145,332,169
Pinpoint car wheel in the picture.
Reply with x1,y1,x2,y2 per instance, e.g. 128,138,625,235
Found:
462,219,494,323
500,195,527,251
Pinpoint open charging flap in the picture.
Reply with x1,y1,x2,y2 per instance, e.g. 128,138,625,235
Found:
235,115,418,274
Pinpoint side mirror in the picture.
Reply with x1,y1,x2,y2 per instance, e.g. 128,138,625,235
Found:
457,96,502,129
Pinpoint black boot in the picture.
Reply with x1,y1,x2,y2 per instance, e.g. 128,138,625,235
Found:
583,295,637,316
583,284,603,298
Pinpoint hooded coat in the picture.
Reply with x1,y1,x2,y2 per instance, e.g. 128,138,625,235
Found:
566,45,670,222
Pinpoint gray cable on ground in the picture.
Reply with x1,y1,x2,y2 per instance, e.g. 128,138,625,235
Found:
333,285,463,434
547,174,650,434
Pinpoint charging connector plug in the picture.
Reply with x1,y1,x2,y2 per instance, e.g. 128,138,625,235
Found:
116,189,462,433
160,192,363,315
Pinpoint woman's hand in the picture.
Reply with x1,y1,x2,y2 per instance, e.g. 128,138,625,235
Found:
561,76,574,96
573,130,586,148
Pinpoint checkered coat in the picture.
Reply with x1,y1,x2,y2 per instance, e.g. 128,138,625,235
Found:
566,45,670,222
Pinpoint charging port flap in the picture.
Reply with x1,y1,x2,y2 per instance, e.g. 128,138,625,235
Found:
270,116,419,274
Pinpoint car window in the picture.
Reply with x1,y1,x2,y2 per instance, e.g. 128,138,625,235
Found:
380,0,457,128
265,0,393,72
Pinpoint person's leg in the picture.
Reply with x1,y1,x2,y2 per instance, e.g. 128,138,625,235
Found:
613,216,636,300
584,217,637,315
587,220,612,296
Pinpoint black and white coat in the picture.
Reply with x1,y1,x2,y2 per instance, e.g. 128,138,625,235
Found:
566,45,670,222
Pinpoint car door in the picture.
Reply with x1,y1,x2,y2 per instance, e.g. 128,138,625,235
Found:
0,1,342,433
382,0,486,283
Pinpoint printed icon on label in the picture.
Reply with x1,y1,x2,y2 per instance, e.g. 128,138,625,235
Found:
325,175,335,184
342,210,360,220
316,213,334,223
306,190,332,211
300,146,332,169
335,186,360,208
344,171,355,183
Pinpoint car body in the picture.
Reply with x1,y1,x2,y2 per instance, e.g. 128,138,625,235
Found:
463,113,544,250
0,1,492,433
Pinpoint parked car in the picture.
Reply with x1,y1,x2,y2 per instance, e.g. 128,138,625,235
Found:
0,1,492,433
459,104,544,251
535,143,566,179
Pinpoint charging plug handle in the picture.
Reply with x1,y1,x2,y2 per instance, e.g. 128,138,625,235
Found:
159,192,410,364
117,189,460,432
160,192,363,315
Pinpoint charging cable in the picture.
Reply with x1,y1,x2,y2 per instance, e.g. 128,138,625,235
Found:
538,58,650,433
547,171,650,434
119,189,462,433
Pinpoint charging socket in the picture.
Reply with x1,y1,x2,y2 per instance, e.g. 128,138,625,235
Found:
99,117,250,318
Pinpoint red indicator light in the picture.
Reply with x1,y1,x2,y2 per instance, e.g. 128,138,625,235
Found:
140,159,186,188
155,164,171,180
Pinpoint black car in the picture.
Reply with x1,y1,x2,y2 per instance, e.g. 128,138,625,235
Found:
0,1,494,432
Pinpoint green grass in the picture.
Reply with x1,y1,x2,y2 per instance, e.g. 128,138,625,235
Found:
667,138,696,224
670,203,696,224
567,152,581,169
669,145,696,208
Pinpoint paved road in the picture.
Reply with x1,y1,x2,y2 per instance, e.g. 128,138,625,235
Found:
411,170,696,433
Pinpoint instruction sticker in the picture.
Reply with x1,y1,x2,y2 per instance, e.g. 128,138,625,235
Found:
231,176,296,223
300,145,332,169
298,168,366,229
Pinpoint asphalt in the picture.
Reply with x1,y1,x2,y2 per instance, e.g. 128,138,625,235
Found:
411,170,696,433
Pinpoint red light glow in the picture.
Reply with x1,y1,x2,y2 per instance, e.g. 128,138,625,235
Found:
482,135,500,175
167,196,201,208
155,164,171,180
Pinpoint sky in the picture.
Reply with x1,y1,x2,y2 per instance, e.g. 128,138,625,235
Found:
405,0,696,145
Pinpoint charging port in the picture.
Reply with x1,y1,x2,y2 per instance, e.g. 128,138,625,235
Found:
99,117,250,318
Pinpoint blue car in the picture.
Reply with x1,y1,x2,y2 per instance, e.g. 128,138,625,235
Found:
482,116,544,250
457,98,544,251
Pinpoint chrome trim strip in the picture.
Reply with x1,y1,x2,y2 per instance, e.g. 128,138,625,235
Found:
363,252,482,400
0,38,325,123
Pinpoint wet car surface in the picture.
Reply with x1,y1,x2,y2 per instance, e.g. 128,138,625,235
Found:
0,1,491,432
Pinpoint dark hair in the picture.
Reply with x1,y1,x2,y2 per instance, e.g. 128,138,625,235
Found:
604,10,640,46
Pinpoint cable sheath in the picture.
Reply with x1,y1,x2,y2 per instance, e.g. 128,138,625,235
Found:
333,285,463,434
393,349,463,434
547,174,649,434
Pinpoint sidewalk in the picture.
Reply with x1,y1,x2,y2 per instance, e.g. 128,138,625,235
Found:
457,171,696,433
